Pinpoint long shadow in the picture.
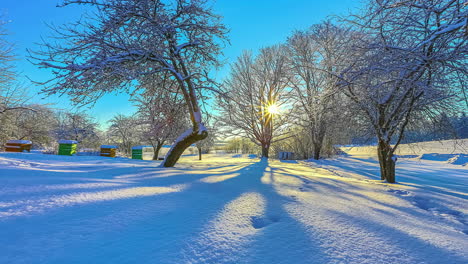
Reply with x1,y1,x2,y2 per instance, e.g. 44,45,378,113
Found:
2,157,464,263
0,160,285,263
308,157,468,199
325,209,468,264
266,161,468,263
234,160,331,263
268,162,468,234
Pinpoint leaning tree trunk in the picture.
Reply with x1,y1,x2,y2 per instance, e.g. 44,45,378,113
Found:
377,139,396,183
162,130,208,167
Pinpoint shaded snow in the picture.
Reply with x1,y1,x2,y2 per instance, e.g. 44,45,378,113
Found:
0,148,467,263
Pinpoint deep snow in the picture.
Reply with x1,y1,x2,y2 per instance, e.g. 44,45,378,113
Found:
0,144,467,264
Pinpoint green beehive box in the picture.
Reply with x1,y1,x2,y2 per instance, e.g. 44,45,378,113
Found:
132,146,154,160
132,149,142,159
58,140,78,156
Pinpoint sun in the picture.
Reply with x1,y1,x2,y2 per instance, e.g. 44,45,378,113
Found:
267,103,280,115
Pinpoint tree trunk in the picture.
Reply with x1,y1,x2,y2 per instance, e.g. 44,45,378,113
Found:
377,140,396,183
261,143,269,158
162,130,208,167
312,142,322,160
198,146,202,160
152,142,163,160
311,126,325,160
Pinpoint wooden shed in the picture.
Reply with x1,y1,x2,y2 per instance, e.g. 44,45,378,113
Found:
100,145,117,158
4,140,32,152
132,146,154,160
58,140,78,156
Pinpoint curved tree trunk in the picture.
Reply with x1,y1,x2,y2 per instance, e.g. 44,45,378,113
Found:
162,130,208,167
377,140,396,183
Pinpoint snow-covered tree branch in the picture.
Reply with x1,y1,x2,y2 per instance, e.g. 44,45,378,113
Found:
30,0,228,167
339,0,467,182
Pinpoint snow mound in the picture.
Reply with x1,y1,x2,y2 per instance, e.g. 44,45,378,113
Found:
419,153,468,166
447,154,468,166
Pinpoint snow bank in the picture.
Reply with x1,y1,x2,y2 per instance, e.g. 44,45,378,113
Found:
342,139,468,158
419,153,468,166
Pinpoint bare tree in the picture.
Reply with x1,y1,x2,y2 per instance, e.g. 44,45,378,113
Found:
195,119,216,160
0,19,35,117
132,73,188,160
13,105,56,147
30,0,228,167
339,0,467,183
218,46,291,158
287,22,350,160
0,19,14,82
54,111,100,148
0,19,39,145
107,114,140,156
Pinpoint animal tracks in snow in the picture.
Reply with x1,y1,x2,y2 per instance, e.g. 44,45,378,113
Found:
388,188,467,235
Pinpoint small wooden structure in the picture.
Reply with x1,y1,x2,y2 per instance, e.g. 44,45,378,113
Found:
100,145,117,158
279,151,295,160
132,146,154,160
4,140,32,152
58,140,78,156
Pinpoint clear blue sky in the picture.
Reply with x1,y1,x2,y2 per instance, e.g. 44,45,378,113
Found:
1,0,361,129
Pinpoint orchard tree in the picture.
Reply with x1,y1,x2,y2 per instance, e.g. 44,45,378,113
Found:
218,46,291,158
195,117,216,160
0,19,35,117
0,19,39,144
54,111,100,148
13,105,56,147
132,73,188,160
0,19,14,82
107,114,140,156
287,22,350,160
340,0,467,183
31,0,228,167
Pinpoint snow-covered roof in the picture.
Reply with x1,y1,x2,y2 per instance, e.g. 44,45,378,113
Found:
132,145,154,150
58,140,78,144
101,145,118,149
6,140,32,144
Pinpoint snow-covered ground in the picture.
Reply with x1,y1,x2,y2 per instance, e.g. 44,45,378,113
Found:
0,142,467,264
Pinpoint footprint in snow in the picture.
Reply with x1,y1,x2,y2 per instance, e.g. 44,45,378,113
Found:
251,215,280,229
387,189,411,196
